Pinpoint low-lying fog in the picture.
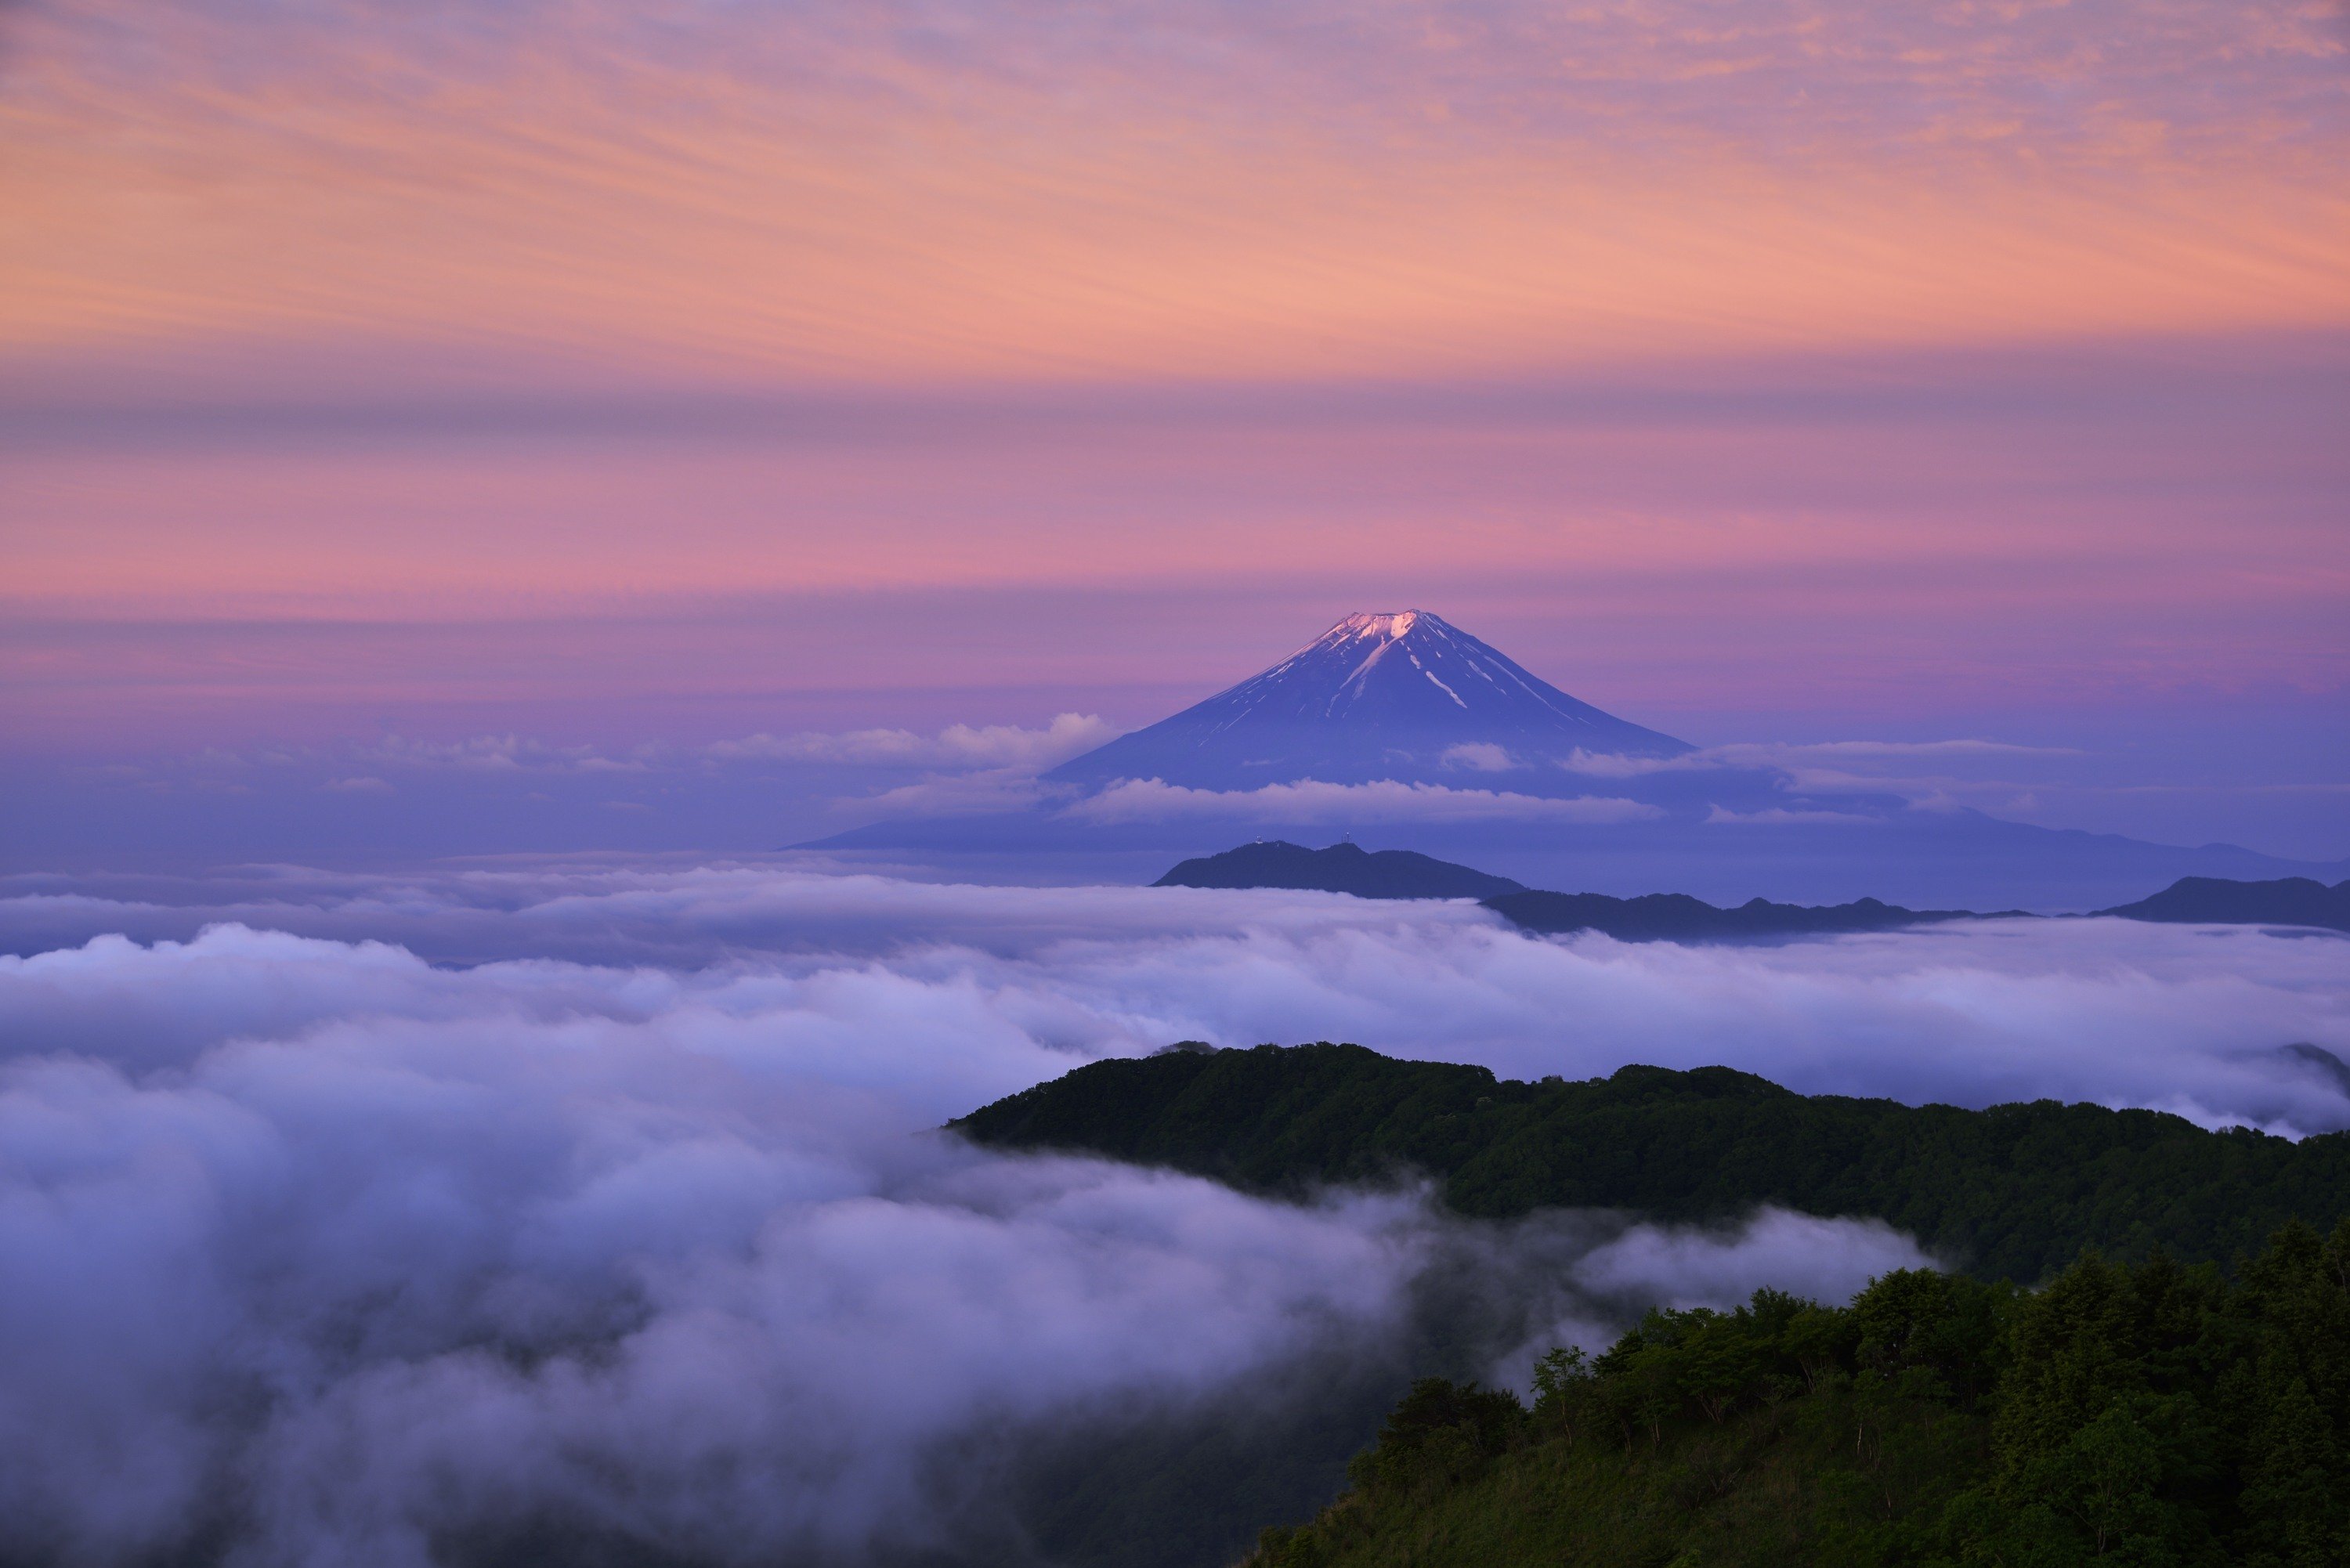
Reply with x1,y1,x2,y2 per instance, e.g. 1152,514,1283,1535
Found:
2,862,2342,1564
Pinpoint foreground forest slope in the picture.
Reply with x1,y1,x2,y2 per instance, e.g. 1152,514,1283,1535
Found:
1246,1223,2350,1568
950,1044,2350,1283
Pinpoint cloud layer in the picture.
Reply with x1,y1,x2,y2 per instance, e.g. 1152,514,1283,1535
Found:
0,873,1997,1565
5,863,2345,1132
0,861,2343,1559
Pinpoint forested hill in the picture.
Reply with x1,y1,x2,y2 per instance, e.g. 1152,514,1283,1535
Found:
1247,1223,2350,1568
949,1043,2350,1284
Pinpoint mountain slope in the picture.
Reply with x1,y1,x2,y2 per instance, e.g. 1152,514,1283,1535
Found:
1047,612,1692,790
2099,875,2350,931
1155,840,1526,899
1152,840,2008,936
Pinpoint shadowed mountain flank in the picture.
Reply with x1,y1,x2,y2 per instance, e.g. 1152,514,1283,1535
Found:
1155,840,1526,900
2099,876,2350,932
1150,840,2001,938
1482,887,2001,940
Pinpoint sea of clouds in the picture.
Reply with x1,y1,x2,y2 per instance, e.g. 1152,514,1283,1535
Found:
1,862,2343,1565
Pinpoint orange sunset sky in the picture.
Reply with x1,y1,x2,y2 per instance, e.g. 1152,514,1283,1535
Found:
2,0,2345,757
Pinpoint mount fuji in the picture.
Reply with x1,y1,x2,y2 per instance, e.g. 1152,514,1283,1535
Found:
1047,611,1690,791
801,610,2347,908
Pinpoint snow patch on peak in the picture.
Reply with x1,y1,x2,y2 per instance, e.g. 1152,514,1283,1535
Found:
1326,609,1429,645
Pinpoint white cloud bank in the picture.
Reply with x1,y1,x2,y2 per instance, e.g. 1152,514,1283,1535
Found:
0,897,1969,1566
0,867,2345,1561
4,865,2345,1130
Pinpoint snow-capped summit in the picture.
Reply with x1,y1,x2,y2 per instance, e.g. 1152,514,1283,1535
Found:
1047,610,1691,789
1327,610,1423,642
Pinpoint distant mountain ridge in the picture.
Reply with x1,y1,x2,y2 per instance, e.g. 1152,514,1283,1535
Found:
1155,840,1526,900
2099,875,2350,932
1153,842,2350,941
1047,610,1691,791
1155,840,2005,938
1485,887,1997,939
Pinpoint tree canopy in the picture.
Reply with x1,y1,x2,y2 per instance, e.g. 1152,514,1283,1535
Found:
1251,1219,2350,1567
952,1043,2350,1284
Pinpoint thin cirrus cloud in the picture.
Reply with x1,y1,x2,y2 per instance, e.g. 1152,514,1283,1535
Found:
3,335,2337,768
129,716,1114,782
2,0,2343,395
705,714,1118,769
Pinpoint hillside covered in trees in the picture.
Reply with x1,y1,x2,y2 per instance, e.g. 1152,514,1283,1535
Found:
1246,1221,2350,1567
950,1043,2350,1284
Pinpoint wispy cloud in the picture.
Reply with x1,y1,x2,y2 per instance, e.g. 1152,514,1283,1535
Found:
5,0,2341,398
358,734,647,773
1065,778,1663,825
1440,742,1517,772
1561,739,2083,778
1704,804,1882,826
841,771,1055,818
708,714,1116,770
